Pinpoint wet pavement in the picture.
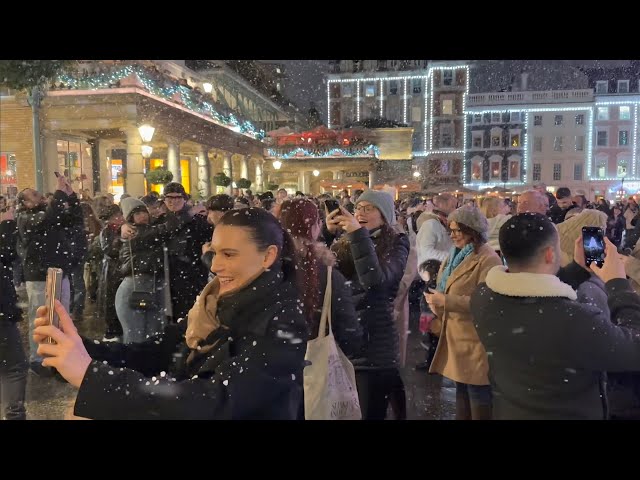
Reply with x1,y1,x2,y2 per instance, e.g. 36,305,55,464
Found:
15,287,455,420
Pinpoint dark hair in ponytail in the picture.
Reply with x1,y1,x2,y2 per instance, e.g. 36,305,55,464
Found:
218,207,300,293
279,199,329,328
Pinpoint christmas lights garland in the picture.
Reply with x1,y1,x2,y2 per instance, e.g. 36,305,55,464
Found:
267,145,380,159
55,65,265,140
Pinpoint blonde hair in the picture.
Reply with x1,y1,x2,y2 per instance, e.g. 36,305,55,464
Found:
480,197,503,219
557,209,608,266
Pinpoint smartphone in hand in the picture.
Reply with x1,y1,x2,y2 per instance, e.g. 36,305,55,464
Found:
324,199,340,214
45,267,63,344
582,227,605,268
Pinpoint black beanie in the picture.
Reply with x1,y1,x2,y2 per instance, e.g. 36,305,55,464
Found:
163,182,187,198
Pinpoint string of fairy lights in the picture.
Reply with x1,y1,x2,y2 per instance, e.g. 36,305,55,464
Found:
267,145,380,159
55,65,265,141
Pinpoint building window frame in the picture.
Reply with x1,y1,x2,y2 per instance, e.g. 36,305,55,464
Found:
597,130,609,147
597,107,609,121
533,163,541,181
596,81,608,94
554,136,563,152
618,79,630,94
620,105,631,120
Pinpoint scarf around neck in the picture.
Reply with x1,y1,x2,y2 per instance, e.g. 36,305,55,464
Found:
185,265,285,362
437,243,474,292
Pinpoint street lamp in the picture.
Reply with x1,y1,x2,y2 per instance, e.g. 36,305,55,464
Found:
413,171,421,178
138,124,155,143
203,82,213,94
141,145,153,159
313,169,320,177
273,160,282,170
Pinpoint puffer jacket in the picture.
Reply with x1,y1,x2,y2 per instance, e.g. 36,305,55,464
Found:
326,226,409,369
119,223,166,278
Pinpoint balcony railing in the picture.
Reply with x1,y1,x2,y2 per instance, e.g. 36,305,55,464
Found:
467,89,593,106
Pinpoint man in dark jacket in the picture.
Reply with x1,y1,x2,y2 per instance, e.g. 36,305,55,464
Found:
548,187,578,224
472,213,640,420
16,175,82,371
161,183,213,321
68,207,88,324
0,207,27,419
201,194,234,275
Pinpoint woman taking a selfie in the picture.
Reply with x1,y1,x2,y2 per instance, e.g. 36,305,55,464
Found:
324,190,409,420
33,208,308,420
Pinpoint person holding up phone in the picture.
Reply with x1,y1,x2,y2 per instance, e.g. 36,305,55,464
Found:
472,213,640,420
323,190,409,420
16,173,82,375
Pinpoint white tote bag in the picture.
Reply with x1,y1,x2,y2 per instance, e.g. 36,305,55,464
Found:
303,266,362,420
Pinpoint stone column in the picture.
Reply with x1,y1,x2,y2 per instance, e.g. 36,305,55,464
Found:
368,168,377,189
223,153,233,194
240,155,249,180
304,171,312,195
125,127,145,197
42,135,59,194
166,136,181,184
197,145,210,198
255,160,264,193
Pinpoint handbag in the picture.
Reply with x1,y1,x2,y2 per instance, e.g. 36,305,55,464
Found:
303,266,362,420
127,239,157,311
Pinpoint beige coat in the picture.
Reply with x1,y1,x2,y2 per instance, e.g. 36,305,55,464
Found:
624,242,640,293
429,243,502,385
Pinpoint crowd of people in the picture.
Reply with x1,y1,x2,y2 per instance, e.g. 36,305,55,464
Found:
1,176,640,420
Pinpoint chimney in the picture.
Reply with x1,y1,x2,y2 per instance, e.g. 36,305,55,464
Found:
521,72,529,91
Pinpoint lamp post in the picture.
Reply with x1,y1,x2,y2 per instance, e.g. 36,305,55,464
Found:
138,124,155,143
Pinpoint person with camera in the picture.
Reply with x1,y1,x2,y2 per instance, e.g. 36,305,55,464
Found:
116,198,169,344
32,208,308,420
324,190,409,419
472,213,640,419
16,174,82,374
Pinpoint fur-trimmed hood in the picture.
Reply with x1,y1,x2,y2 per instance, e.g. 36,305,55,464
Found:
485,265,577,300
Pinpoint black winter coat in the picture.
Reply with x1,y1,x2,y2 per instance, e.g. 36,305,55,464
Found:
17,191,84,281
95,224,123,325
310,261,363,358
0,220,21,323
119,224,166,278
326,226,409,368
472,263,640,420
163,209,213,320
73,267,307,420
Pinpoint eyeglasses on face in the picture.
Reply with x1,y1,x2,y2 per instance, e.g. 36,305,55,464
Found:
355,204,376,213
449,228,463,235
